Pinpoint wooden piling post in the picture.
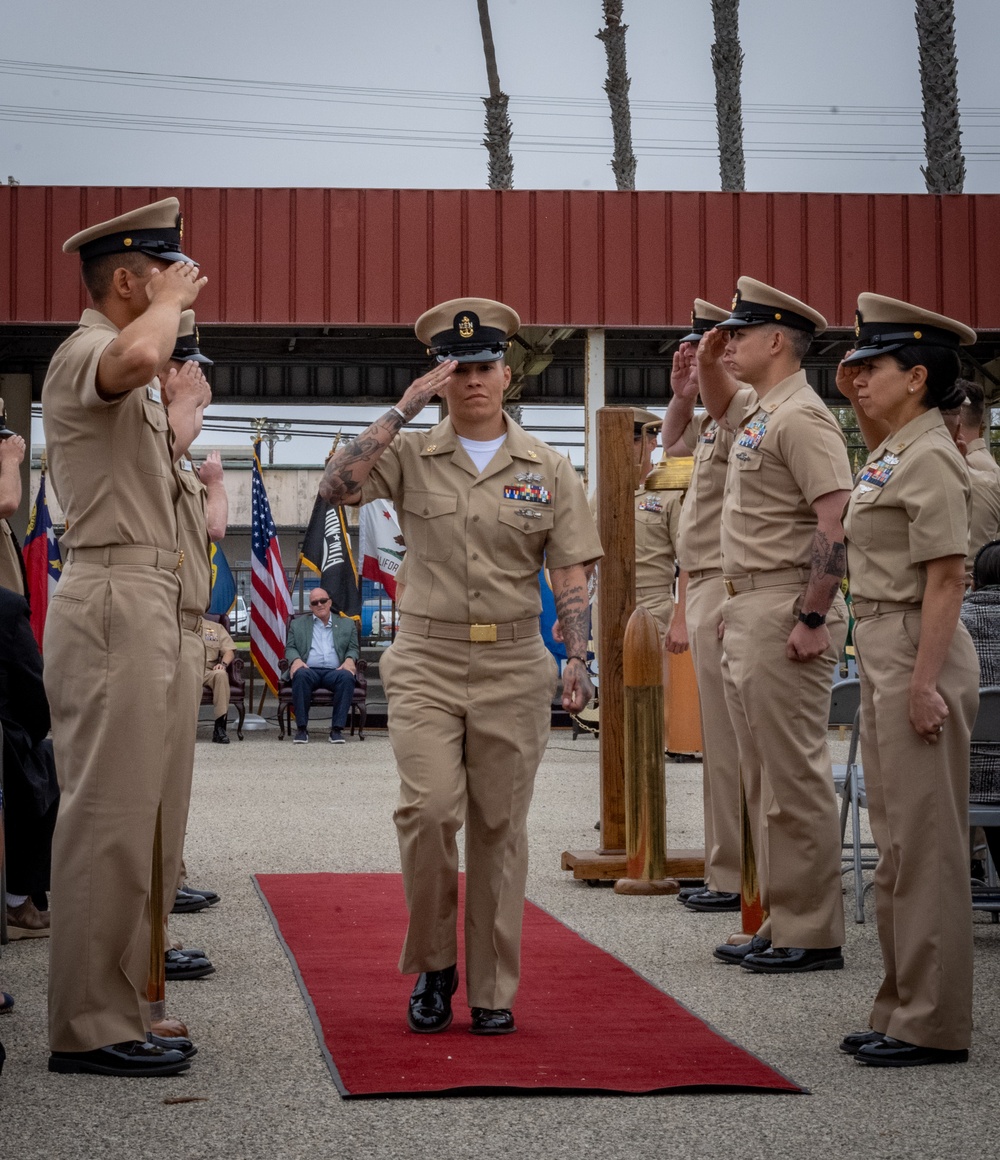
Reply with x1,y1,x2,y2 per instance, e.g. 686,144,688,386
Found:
614,606,679,895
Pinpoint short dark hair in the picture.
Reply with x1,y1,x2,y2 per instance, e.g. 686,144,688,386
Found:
80,252,155,302
958,378,985,429
973,540,1000,590
769,324,812,362
889,344,964,410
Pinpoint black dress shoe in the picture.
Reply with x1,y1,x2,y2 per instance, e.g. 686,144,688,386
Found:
713,935,770,965
164,949,216,980
183,885,221,906
49,1040,190,1077
407,965,458,1033
171,889,212,914
470,1007,516,1035
677,884,707,901
855,1036,968,1068
839,1030,885,1055
684,890,741,913
741,945,844,973
147,1032,198,1060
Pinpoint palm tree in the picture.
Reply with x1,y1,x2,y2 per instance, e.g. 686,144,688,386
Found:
476,0,514,190
596,0,637,191
710,0,746,192
915,0,965,193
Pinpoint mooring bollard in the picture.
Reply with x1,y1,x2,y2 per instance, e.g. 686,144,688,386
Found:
614,605,679,895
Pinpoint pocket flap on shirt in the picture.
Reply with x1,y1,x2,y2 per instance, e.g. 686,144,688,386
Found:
401,491,459,519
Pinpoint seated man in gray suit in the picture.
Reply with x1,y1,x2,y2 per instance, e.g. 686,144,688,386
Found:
286,588,360,744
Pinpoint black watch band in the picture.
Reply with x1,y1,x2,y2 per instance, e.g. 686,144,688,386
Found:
798,610,827,630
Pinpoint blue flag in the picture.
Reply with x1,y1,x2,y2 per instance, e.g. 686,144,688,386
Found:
208,540,236,616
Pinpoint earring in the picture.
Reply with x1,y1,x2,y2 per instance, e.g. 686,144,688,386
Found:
907,387,915,394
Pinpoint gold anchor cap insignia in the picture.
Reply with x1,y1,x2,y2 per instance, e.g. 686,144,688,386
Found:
458,315,475,339
732,293,739,310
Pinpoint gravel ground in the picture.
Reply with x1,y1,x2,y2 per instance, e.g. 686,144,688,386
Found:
1,722,997,1160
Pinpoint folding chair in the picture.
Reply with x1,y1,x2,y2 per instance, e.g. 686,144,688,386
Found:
1,721,7,946
829,679,877,923
969,686,1000,922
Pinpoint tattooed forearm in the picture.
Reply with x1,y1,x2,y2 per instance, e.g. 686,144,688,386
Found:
550,565,592,660
802,528,846,614
319,411,404,504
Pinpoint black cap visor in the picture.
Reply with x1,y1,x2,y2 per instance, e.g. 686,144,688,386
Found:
432,343,507,364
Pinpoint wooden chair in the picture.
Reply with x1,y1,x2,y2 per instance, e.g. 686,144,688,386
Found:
199,612,246,740
277,613,368,740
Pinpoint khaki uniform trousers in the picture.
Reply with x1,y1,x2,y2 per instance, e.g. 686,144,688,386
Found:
637,587,674,638
379,629,557,1009
686,573,741,894
203,666,229,719
161,627,205,921
854,610,978,1050
44,561,181,1052
721,586,847,948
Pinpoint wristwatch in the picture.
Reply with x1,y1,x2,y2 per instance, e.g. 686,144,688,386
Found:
797,610,827,630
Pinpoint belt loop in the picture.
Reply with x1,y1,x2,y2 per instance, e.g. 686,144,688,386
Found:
102,546,111,566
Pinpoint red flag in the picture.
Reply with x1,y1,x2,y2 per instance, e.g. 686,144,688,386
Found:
22,467,62,650
249,442,293,694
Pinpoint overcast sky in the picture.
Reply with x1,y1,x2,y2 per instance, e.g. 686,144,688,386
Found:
3,0,998,194
13,1,1000,465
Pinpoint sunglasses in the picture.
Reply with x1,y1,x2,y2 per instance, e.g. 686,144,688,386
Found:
310,598,331,607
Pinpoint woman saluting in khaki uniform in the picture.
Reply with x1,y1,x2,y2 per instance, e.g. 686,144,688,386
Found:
838,293,979,1068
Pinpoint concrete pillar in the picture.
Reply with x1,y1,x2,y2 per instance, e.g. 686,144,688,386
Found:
584,328,606,495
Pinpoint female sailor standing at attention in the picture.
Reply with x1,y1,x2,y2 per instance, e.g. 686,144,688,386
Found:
838,293,979,1068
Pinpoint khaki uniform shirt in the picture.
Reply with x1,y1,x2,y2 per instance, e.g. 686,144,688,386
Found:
42,309,178,552
966,437,1000,481
202,619,236,667
967,463,1000,584
0,519,24,595
362,415,603,623
721,371,853,576
634,486,681,594
175,457,212,615
677,390,755,573
845,408,970,604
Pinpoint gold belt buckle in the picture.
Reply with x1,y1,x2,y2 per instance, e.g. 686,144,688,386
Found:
470,623,498,643
724,579,736,597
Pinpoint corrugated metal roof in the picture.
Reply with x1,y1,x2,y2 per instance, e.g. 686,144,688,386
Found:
3,186,999,329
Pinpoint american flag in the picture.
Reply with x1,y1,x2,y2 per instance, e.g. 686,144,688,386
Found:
22,465,62,651
250,440,293,694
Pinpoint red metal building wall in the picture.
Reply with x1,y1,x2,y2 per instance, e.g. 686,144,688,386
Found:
2,186,999,330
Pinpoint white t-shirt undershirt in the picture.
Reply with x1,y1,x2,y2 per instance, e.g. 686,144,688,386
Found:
458,433,507,474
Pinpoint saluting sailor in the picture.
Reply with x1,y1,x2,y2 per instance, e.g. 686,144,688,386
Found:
319,298,602,1036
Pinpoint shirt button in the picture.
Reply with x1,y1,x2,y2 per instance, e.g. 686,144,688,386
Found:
472,515,480,522
473,591,480,598
472,553,479,560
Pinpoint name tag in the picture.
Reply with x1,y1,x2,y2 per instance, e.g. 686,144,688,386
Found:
147,385,162,404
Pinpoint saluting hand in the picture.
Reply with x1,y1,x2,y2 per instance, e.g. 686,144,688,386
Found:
695,327,728,368
146,260,208,311
395,361,457,422
670,343,700,401
0,432,26,467
162,359,209,407
198,449,224,485
835,355,862,404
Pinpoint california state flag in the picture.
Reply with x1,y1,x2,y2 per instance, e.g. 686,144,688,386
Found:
359,498,406,599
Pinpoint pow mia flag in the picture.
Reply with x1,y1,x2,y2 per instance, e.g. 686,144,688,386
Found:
300,494,362,619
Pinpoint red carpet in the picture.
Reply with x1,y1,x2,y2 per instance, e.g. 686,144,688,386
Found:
254,872,803,1099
